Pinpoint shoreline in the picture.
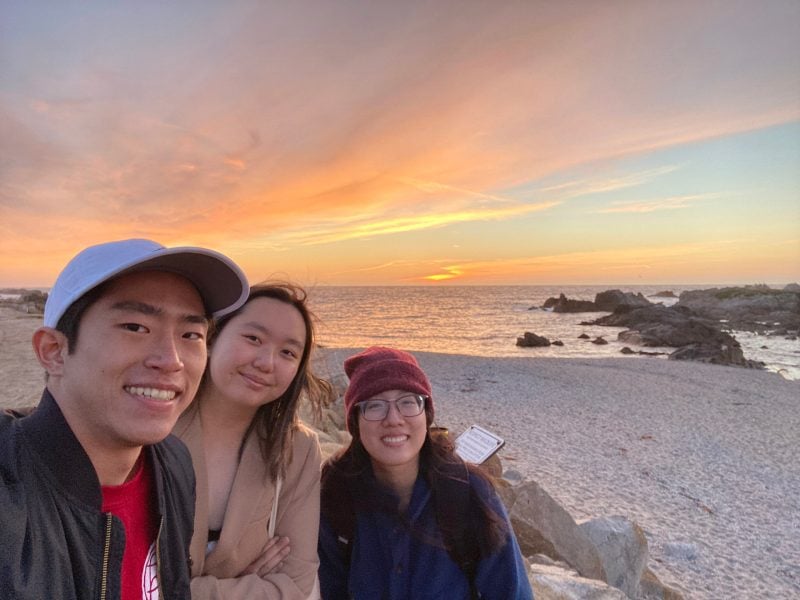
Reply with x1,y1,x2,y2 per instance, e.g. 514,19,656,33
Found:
4,311,799,598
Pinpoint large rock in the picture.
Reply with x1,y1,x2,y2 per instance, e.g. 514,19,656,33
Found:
676,286,800,332
543,293,597,313
583,305,762,368
517,332,551,347
637,568,686,599
508,480,606,581
541,289,653,314
579,516,649,598
594,290,651,312
529,564,628,599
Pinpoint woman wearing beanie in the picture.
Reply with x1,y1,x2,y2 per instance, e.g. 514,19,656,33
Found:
318,346,533,599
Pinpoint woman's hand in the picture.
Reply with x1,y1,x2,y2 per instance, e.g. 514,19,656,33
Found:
240,536,291,578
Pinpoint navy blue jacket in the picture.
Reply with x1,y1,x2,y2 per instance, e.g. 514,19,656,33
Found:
0,390,195,599
318,472,533,600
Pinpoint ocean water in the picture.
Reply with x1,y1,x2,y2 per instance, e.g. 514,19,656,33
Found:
308,285,800,380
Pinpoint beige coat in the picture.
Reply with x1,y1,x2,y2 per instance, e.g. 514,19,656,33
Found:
174,404,321,599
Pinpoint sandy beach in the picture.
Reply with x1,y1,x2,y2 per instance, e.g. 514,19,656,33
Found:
3,308,799,598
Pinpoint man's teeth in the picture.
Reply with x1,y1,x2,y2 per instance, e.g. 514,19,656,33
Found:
382,436,407,443
125,386,176,401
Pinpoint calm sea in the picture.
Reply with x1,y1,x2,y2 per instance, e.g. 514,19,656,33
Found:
308,285,800,380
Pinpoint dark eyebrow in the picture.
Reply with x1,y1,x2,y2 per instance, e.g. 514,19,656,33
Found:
244,321,304,350
111,300,209,326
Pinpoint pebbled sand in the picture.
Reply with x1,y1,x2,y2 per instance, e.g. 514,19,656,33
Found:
4,309,799,598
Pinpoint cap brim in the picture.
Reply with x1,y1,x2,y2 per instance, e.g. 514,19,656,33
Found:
115,247,249,318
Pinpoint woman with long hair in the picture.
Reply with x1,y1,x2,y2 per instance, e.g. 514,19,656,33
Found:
174,282,330,598
318,346,532,599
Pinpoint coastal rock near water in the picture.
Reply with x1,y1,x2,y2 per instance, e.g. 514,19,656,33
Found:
583,305,762,368
675,285,800,332
517,332,552,347
543,294,597,313
650,291,677,299
542,290,652,313
594,290,651,312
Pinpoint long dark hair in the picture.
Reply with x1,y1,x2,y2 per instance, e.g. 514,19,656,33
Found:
321,399,508,558
206,282,332,481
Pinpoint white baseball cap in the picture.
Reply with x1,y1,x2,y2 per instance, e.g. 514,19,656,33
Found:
44,239,250,327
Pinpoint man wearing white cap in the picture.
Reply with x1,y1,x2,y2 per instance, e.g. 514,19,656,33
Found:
0,239,249,600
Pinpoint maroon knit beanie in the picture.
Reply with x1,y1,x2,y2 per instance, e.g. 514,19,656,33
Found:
343,346,433,431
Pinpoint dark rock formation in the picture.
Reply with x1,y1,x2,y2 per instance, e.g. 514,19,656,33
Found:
591,337,608,345
542,289,652,313
620,346,667,357
543,293,597,313
594,289,651,312
584,304,763,368
650,290,677,298
517,332,551,347
676,286,800,332
578,333,591,339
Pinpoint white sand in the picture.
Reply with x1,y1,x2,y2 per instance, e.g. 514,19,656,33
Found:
4,309,799,598
318,348,800,599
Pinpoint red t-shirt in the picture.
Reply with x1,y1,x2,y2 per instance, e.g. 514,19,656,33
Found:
101,453,160,600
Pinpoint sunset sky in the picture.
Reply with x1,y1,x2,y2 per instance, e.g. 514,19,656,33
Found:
2,1,799,287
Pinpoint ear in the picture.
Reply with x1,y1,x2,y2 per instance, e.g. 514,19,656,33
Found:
32,327,69,377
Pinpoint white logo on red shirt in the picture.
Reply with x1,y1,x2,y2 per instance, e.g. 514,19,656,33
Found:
141,542,160,600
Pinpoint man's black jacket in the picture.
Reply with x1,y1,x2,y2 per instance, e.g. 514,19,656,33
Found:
0,390,195,599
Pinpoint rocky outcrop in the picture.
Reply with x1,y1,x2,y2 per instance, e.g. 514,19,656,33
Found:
544,294,597,313
530,564,628,599
517,332,551,347
620,347,667,357
506,480,607,581
541,290,652,313
594,290,651,312
582,305,763,369
579,516,649,599
676,286,800,332
650,291,677,298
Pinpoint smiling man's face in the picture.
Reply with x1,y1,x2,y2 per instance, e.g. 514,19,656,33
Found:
54,270,208,455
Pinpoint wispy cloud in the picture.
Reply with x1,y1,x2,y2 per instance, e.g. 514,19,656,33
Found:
251,200,561,248
594,192,724,214
538,165,681,199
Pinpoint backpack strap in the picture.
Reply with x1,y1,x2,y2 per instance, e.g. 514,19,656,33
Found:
434,462,481,599
321,465,357,572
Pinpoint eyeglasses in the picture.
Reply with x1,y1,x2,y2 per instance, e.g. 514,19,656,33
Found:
357,394,428,421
